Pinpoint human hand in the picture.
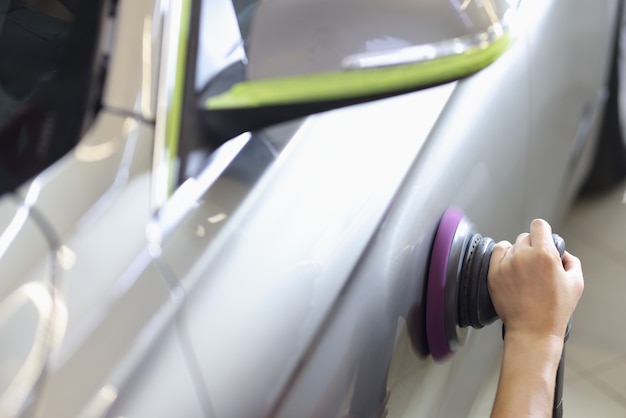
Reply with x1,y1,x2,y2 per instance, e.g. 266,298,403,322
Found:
487,219,584,340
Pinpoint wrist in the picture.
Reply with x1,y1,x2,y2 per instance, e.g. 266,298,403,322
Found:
503,331,565,374
492,332,564,417
503,330,565,358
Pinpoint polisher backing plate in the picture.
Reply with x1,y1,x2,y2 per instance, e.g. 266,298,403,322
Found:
426,207,464,361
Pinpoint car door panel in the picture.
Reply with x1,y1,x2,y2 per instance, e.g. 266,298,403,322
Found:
104,322,207,418
158,83,456,417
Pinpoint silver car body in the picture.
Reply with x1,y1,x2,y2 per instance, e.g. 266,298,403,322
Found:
0,0,619,417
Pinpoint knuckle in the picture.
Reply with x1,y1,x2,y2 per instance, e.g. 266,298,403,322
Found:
495,240,512,249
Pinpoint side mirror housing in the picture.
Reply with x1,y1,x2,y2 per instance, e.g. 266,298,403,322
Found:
201,0,519,139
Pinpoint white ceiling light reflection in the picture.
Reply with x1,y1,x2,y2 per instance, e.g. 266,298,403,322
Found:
0,282,67,417
74,141,118,163
195,225,205,238
74,118,136,163
23,180,42,207
79,384,118,418
57,245,76,271
156,133,250,236
141,16,154,119
195,213,227,239
208,213,227,224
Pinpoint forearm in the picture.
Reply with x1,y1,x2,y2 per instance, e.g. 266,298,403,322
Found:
491,332,564,418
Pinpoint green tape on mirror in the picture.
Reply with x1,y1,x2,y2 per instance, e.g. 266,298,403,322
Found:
205,31,513,110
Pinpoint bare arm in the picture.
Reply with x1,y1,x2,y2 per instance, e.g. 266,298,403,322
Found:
488,219,584,417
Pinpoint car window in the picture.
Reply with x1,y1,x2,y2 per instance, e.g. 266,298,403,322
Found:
0,0,106,197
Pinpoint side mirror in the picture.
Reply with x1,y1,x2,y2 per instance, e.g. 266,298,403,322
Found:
201,0,519,140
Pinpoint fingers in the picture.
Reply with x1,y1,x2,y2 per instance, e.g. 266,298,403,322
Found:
494,219,570,270
491,240,512,265
488,220,584,339
529,218,555,250
515,232,530,246
561,251,585,304
562,251,582,273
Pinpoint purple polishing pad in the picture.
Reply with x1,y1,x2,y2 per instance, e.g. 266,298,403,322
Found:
426,207,464,361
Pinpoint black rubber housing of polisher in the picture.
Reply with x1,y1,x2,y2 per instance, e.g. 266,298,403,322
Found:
458,232,565,330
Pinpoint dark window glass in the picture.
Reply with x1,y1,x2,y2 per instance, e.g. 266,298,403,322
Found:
0,0,106,196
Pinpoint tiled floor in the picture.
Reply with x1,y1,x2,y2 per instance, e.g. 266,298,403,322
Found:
470,179,626,417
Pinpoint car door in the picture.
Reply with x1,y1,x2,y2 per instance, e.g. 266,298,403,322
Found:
155,1,531,418
278,2,619,417
152,1,466,417
270,9,533,415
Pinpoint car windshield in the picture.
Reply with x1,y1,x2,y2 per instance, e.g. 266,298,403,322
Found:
0,0,105,197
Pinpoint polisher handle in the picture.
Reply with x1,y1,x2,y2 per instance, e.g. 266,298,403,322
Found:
552,233,565,258
551,233,568,418
472,234,565,328
553,318,571,418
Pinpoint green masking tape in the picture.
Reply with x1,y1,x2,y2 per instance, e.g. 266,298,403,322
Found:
165,0,192,193
206,31,513,110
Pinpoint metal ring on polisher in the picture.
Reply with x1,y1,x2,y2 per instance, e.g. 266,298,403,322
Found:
443,216,472,352
476,238,497,327
465,236,491,328
458,233,481,328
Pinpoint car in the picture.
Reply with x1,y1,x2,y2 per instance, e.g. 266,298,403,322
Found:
0,0,624,417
